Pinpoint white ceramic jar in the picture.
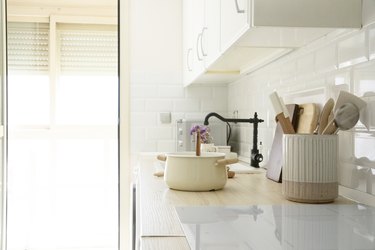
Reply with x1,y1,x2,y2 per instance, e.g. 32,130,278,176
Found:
282,134,338,203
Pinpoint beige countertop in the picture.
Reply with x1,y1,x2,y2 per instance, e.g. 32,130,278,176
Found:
136,156,353,250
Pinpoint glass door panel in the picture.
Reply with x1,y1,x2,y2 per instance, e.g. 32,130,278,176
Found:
6,1,118,250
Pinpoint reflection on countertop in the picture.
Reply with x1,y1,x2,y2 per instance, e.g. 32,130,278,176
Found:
176,204,375,250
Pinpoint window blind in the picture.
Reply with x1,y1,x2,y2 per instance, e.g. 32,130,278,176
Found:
7,22,49,73
59,29,118,74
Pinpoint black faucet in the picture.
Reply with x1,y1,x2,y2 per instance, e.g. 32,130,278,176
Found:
204,112,264,168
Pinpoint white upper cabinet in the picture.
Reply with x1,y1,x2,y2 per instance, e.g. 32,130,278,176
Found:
191,0,205,76
220,0,249,53
182,0,196,86
203,0,221,68
183,0,362,86
183,0,221,86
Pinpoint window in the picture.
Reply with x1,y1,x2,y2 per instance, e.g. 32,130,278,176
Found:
8,22,50,126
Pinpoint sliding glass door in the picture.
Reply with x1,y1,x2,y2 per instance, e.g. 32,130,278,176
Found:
6,1,119,250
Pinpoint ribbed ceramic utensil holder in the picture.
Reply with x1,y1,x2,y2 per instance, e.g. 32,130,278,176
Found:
282,134,338,203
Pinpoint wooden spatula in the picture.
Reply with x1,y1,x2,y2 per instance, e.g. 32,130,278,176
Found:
318,98,335,134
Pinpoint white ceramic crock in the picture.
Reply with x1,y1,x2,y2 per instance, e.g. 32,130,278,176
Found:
282,134,338,203
161,152,237,191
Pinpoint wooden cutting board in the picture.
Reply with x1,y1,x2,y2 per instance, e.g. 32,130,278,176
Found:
296,103,320,134
266,104,299,183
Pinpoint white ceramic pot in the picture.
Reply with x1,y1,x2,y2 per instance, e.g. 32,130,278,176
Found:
282,134,338,203
159,152,237,191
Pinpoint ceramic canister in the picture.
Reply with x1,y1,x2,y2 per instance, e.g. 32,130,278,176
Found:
282,134,338,203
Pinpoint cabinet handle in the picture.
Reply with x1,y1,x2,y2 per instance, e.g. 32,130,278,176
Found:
196,33,203,61
187,48,193,71
234,0,245,13
200,27,207,57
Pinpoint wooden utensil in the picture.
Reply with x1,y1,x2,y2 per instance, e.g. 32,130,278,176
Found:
296,103,320,134
317,98,335,134
322,103,360,134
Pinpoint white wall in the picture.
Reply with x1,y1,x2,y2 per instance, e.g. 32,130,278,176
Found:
228,2,375,200
130,0,228,163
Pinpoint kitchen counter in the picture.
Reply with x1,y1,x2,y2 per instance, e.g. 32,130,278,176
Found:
135,155,353,250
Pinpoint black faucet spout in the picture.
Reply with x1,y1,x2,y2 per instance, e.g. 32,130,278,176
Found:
203,112,264,168
204,112,257,125
203,112,225,125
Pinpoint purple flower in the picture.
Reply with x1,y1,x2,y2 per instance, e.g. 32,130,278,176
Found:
190,124,212,143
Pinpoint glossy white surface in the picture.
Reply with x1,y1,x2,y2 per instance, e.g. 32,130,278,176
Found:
176,205,375,250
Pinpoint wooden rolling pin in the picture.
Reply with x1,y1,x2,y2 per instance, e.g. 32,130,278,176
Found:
196,129,201,156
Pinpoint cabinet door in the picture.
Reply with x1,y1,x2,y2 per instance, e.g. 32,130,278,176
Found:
182,0,195,86
192,0,205,76
183,0,220,86
202,0,221,68
221,0,250,52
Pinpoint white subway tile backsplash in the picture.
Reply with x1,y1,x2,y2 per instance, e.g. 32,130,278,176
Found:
145,99,173,112
130,99,145,112
131,112,157,127
131,70,182,85
268,79,282,89
365,99,375,129
353,61,375,96
315,44,337,73
131,84,158,98
131,127,146,144
338,31,367,68
296,53,315,79
280,60,296,82
285,82,307,94
185,113,207,120
171,112,186,122
326,70,351,96
173,99,200,112
213,87,228,100
158,85,185,98
285,87,325,107
133,139,158,152
354,134,375,161
368,24,375,60
201,98,227,112
157,140,176,152
146,127,173,140
186,86,213,99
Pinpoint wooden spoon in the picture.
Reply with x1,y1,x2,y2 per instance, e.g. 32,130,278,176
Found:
317,98,335,134
322,103,360,134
